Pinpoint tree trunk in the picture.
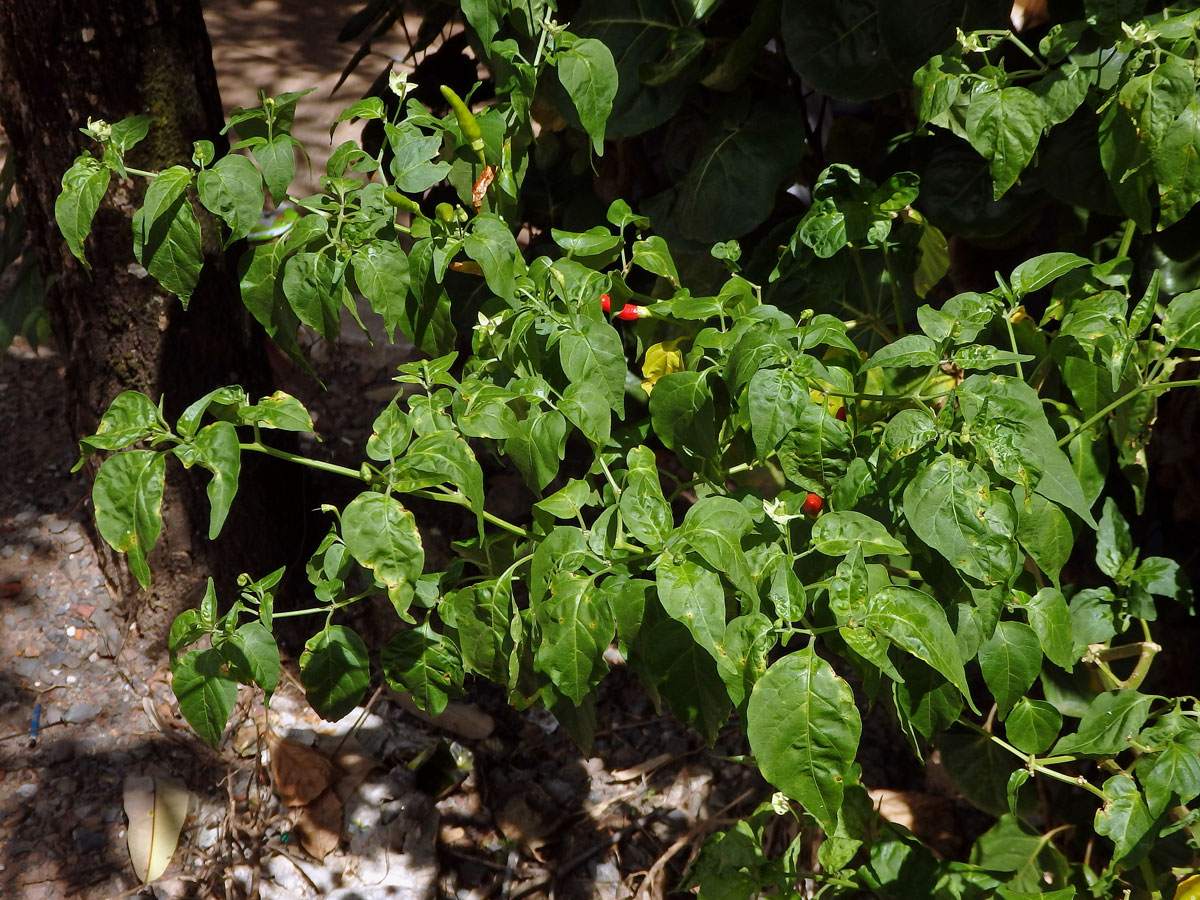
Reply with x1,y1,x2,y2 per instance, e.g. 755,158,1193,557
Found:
0,0,300,648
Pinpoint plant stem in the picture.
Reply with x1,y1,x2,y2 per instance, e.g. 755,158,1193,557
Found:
958,718,1109,800
881,243,907,336
123,167,159,179
1117,218,1137,258
241,442,371,482
1056,378,1200,447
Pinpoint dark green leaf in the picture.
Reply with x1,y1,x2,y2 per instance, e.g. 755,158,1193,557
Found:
223,621,280,695
254,133,296,203
353,241,411,342
197,153,264,244
812,511,906,557
341,491,424,616
299,625,370,721
965,87,1044,199
620,446,672,547
1051,690,1155,757
656,555,726,659
649,370,719,467
1094,774,1156,866
464,213,522,301
557,37,618,155
132,165,202,305
55,155,111,268
1153,99,1200,229
864,585,976,711
381,621,465,715
747,648,861,830
902,454,1020,586
1005,698,1062,755
534,572,612,705
92,450,166,589
1022,587,1076,671
979,621,1042,719
559,317,626,416
171,648,237,747
679,496,755,595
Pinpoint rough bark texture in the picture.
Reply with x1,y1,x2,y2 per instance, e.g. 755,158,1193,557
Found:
0,0,299,648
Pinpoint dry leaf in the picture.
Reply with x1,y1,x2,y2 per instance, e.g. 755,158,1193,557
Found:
334,738,379,803
611,752,673,782
472,165,497,211
497,794,551,861
123,774,189,883
388,690,495,739
295,788,343,861
269,734,340,807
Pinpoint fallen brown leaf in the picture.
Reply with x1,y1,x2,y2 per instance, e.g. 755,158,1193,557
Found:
269,734,341,807
295,788,342,861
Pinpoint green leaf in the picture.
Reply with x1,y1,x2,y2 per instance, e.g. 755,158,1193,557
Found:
76,391,169,464
55,155,111,268
978,621,1042,719
341,491,425,616
948,345,1035,372
970,815,1070,894
352,240,411,342
1051,690,1156,757
1023,587,1076,671
1118,54,1193,155
254,133,296,203
1094,774,1155,866
829,544,869,619
171,648,237,747
812,511,906,557
1162,289,1200,350
222,621,280,696
665,100,806,243
965,87,1045,200
559,317,627,416
93,450,166,589
713,612,772,708
1009,252,1090,297
503,407,567,492
619,446,672,548
447,581,513,682
1015,487,1073,587
679,496,755,596
179,421,241,539
197,153,264,244
632,236,680,288
864,586,977,712
464,213,522,301
1005,698,1063,755
902,454,1021,586
1096,497,1135,581
282,250,338,339
1140,739,1200,817
627,596,730,743
559,381,611,446
237,390,316,432
381,621,465,716
169,609,206,656
534,572,613,705
299,625,370,721
557,37,618,155
1153,99,1200,229
649,370,719,467
748,367,808,459
865,335,939,369
385,122,451,192
747,648,861,830
776,403,853,495
132,165,202,305
656,555,726,659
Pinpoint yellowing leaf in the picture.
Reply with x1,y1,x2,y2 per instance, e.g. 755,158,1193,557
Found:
641,338,687,395
1175,874,1200,900
906,208,949,298
123,774,189,883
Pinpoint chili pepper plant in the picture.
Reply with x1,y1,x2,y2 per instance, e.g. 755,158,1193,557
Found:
56,2,1200,897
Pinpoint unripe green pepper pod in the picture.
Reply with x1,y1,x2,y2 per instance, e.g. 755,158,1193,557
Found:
440,84,487,163
435,202,456,224
385,190,425,217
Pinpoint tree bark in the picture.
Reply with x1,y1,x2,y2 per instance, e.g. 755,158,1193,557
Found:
0,0,300,648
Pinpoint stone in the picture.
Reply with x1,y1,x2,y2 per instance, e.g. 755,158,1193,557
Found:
64,703,102,723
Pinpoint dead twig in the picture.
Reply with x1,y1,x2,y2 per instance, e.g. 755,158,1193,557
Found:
633,789,756,900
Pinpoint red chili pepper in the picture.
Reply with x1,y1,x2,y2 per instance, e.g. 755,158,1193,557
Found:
615,303,649,321
801,493,823,516
835,406,847,422
600,294,611,314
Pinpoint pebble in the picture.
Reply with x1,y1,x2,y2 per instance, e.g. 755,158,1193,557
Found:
14,783,37,800
64,703,102,723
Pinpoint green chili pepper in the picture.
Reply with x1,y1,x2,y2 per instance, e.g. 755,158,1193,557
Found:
385,190,424,217
435,202,456,224
440,85,486,164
